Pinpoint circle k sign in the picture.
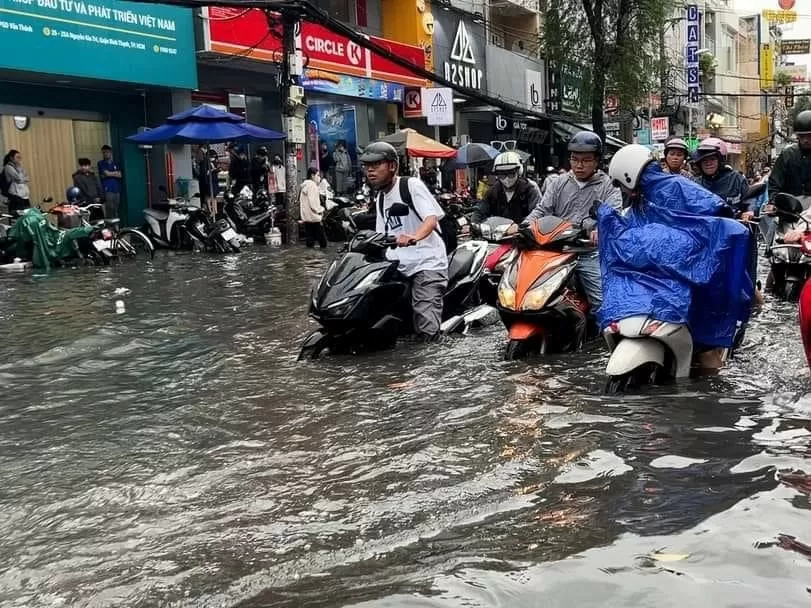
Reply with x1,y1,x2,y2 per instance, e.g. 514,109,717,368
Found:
403,88,423,118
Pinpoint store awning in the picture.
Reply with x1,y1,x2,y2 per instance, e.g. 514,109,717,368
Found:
379,128,456,158
552,121,628,149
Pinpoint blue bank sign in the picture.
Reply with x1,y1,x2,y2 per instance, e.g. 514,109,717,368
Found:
0,0,196,88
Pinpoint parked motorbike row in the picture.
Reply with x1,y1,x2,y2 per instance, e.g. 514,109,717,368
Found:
300,188,808,394
0,198,155,270
141,186,285,254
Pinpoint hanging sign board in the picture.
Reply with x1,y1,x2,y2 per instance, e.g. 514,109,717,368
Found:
421,87,454,126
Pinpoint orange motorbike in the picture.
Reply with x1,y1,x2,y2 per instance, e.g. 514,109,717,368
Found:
496,216,591,360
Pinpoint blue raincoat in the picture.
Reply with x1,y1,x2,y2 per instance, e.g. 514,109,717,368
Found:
598,164,753,348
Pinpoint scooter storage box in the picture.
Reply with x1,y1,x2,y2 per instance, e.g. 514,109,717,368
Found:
56,213,82,229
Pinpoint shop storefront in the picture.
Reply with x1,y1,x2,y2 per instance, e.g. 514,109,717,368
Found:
202,8,425,191
484,45,550,168
0,0,196,225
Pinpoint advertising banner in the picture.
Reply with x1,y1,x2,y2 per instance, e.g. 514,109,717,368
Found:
0,0,196,88
306,103,358,167
421,87,454,126
686,4,700,104
302,70,404,102
760,44,774,89
650,116,669,141
205,8,425,87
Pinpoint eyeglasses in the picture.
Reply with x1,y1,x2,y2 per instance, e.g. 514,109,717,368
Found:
569,156,597,166
490,140,518,152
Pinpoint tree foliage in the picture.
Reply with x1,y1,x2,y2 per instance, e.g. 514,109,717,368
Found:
543,0,669,142
789,93,811,126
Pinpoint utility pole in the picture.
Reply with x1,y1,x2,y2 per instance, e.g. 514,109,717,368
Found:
275,8,307,244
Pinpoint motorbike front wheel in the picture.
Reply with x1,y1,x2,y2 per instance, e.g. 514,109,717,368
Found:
604,362,662,394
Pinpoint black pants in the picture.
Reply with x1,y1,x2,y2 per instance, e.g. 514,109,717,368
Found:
7,194,30,213
304,222,327,248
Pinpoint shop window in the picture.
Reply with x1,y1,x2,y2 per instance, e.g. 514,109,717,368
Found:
322,0,352,24
73,120,111,169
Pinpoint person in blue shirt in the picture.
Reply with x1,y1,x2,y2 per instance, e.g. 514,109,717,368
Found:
693,137,750,218
97,145,122,219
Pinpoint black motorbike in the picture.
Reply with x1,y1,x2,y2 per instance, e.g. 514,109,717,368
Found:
323,195,358,242
767,192,811,300
299,203,493,359
223,191,274,242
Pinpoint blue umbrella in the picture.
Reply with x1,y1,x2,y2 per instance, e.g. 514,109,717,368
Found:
127,104,286,144
453,142,499,167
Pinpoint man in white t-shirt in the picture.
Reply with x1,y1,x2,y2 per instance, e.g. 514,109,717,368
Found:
360,141,448,340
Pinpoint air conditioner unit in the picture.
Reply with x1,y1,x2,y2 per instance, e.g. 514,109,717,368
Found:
459,134,471,145
450,135,460,146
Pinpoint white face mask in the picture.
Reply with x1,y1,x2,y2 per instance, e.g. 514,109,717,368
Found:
499,175,518,190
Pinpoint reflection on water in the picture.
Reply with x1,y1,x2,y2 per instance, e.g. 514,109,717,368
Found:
0,248,809,608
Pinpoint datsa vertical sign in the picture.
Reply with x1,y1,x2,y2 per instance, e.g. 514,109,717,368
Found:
686,4,700,104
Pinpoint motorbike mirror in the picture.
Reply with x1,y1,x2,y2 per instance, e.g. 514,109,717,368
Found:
773,192,804,215
388,202,410,217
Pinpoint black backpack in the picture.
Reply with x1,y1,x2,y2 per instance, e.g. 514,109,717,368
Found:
377,177,458,254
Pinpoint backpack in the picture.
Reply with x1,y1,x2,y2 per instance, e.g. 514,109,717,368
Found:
0,167,9,198
377,177,458,254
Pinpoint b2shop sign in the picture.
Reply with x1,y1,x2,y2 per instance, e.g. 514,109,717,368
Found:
432,12,486,90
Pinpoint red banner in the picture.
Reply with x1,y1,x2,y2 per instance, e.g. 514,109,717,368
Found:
205,8,425,86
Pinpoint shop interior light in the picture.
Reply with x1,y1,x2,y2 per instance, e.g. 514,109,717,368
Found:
453,98,466,103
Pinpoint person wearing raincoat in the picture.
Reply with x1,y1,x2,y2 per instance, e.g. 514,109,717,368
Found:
601,144,753,371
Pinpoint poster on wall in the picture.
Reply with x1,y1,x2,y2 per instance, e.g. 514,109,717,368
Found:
306,104,359,170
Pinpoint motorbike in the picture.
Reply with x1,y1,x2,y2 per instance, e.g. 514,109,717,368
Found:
299,203,493,359
223,190,274,242
143,198,239,253
323,195,358,242
469,216,517,306
800,278,811,371
495,216,592,361
767,192,811,301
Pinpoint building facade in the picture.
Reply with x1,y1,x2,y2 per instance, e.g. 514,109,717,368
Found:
0,0,197,225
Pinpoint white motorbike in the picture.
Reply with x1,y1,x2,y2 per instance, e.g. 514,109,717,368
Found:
603,316,695,392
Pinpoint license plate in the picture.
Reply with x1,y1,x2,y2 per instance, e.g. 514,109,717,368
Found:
93,239,111,251
221,228,237,241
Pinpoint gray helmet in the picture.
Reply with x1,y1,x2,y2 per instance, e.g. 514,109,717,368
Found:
360,141,398,163
568,131,603,156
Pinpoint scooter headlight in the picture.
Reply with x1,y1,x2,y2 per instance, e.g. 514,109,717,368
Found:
497,260,519,309
521,267,569,311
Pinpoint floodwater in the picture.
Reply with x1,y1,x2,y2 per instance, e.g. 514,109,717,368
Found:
0,246,810,608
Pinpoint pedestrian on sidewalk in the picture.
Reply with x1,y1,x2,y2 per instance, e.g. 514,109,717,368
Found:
97,145,122,218
2,150,30,213
299,167,327,248
333,141,351,194
271,154,286,206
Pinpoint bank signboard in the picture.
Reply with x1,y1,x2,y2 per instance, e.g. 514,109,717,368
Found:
0,0,196,88
205,8,426,87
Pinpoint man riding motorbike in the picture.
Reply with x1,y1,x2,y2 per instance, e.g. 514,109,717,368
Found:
763,110,811,247
661,137,692,177
604,144,754,371
470,151,541,224
523,131,622,315
694,137,750,219
361,141,448,341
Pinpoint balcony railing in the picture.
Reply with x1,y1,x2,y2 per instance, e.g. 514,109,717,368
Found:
489,0,539,15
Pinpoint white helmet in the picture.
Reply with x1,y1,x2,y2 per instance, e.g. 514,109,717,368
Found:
492,151,523,176
608,144,655,191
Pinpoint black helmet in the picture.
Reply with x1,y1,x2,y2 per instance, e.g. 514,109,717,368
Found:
794,110,811,135
257,146,268,156
360,141,398,163
568,131,603,156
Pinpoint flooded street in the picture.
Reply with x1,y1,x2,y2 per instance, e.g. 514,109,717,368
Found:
1,245,810,607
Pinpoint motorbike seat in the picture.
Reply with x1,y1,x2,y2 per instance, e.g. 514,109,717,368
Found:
144,208,169,221
447,246,477,286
